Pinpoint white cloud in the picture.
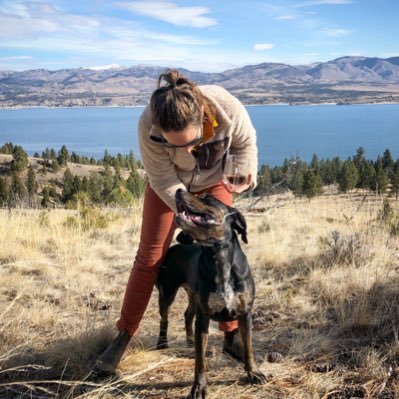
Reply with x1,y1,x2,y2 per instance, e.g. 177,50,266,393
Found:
115,1,217,28
0,55,32,60
254,43,275,51
297,0,352,6
322,28,352,36
275,15,297,20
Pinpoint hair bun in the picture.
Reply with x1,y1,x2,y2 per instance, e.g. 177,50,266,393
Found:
158,69,190,89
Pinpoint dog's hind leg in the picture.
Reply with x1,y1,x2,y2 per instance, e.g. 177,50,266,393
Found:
184,291,195,346
157,283,179,350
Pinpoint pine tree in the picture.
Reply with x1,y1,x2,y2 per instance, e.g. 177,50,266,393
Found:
0,142,14,154
57,145,69,166
392,161,399,200
72,175,82,194
62,168,74,202
103,149,112,165
0,177,9,206
338,159,359,193
310,154,319,172
302,170,323,199
374,157,389,194
11,145,29,172
255,165,272,194
126,170,146,198
51,159,60,172
9,172,27,206
102,165,114,198
88,173,103,203
27,167,38,207
41,187,51,208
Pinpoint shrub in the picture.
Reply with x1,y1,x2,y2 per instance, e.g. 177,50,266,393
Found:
65,206,118,231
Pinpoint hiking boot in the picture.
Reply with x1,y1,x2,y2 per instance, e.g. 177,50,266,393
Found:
222,329,243,362
93,330,131,376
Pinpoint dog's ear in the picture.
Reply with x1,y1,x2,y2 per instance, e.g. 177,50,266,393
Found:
228,207,248,244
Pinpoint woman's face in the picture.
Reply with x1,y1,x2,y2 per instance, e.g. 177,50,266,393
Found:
162,124,203,153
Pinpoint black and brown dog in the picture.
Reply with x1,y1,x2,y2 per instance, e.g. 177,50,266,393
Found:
157,189,266,399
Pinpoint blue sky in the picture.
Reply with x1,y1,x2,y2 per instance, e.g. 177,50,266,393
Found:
0,0,398,72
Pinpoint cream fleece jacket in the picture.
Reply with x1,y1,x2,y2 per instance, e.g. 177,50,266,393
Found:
138,85,258,212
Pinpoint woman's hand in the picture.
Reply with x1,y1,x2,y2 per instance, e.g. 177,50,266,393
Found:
222,174,252,194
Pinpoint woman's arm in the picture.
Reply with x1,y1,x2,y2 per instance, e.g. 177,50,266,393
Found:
226,94,258,192
138,106,186,212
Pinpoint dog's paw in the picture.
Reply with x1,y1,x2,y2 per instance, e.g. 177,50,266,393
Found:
156,340,169,350
247,369,268,385
187,382,207,399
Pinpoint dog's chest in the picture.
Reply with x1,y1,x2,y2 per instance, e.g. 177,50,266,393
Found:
207,287,249,314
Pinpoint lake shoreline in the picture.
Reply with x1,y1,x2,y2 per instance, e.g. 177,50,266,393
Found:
2,100,399,111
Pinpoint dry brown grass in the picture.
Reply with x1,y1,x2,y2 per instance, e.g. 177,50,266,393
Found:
1,192,399,398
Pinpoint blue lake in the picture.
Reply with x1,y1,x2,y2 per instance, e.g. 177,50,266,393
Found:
0,104,398,167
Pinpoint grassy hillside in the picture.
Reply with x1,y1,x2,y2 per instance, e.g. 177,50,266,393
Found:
1,192,399,398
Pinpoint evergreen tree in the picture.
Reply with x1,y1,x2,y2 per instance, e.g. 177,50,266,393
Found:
33,152,40,158
51,159,61,172
0,142,14,154
62,168,74,202
88,173,103,203
302,170,323,199
11,145,29,172
293,171,304,197
126,170,146,198
128,150,136,170
310,153,319,172
374,157,390,194
9,172,27,206
81,176,89,193
102,165,114,198
42,147,51,165
103,149,112,165
362,161,376,190
255,165,272,194
353,147,369,188
57,145,69,166
72,175,82,194
392,161,399,200
338,159,359,193
70,152,80,164
41,187,51,208
382,149,394,171
27,167,38,207
0,177,9,206
353,147,366,169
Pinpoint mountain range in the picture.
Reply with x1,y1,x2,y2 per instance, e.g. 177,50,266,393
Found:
1,56,399,107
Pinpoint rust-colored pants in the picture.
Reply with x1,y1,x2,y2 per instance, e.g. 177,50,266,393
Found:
117,183,239,336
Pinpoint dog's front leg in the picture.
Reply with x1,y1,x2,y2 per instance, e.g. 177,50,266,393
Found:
238,312,268,384
188,311,210,399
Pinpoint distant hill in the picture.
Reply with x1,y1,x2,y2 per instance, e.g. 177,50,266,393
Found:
1,56,399,107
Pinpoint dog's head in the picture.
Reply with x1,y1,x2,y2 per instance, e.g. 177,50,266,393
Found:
174,189,247,246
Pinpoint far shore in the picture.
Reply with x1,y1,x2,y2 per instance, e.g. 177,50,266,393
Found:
2,101,399,110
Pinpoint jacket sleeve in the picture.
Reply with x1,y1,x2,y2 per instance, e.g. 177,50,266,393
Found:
227,95,258,189
138,106,186,212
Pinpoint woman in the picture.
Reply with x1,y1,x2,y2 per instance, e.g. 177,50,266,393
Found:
94,70,258,375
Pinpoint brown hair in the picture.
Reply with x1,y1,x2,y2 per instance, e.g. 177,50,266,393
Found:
150,69,215,132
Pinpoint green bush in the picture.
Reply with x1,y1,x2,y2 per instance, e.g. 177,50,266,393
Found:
65,206,119,231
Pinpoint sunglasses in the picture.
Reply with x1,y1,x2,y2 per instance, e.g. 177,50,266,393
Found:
160,125,203,149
